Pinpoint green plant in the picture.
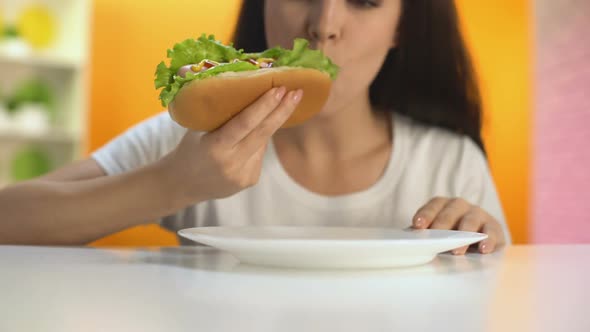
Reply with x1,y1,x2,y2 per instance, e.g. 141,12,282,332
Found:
10,146,53,181
3,25,19,39
5,79,56,120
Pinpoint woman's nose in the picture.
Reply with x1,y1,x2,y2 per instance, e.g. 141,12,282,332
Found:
307,23,339,41
306,0,344,43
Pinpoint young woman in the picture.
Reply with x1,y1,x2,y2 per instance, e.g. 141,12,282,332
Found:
0,0,511,253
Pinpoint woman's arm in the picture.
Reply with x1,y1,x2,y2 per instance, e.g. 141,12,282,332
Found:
0,158,187,246
0,86,301,246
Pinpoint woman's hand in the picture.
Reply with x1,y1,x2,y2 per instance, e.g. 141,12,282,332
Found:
162,86,303,204
412,197,506,255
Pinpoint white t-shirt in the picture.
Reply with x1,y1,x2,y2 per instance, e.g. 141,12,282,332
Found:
92,111,511,245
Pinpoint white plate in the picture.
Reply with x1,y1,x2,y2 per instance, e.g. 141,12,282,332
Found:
178,226,488,269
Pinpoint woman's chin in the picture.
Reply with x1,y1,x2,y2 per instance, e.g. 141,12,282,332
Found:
313,95,346,119
315,106,339,119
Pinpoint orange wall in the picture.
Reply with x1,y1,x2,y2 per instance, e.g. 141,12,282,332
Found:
88,0,242,151
456,0,531,244
89,0,531,246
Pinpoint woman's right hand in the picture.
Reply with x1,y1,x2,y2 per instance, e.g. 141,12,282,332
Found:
161,86,303,203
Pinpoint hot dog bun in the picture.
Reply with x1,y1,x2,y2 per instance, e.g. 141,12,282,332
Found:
168,67,332,131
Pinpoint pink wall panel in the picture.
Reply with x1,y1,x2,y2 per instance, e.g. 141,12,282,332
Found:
533,0,590,243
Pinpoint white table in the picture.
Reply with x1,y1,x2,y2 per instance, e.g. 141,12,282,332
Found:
1,245,588,332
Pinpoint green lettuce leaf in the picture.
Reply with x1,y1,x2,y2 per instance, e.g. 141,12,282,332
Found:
159,61,258,107
255,38,339,80
167,35,243,74
154,62,172,89
155,34,243,90
155,35,339,107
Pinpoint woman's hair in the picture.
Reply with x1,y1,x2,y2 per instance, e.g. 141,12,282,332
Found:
232,0,485,152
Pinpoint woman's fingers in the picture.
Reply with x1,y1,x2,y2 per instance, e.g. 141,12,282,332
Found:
478,222,502,254
452,209,485,255
429,198,472,230
413,197,506,256
211,86,287,147
237,89,303,157
412,197,449,229
239,141,271,187
413,197,471,230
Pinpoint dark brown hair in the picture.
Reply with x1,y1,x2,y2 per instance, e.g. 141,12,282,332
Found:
232,0,485,152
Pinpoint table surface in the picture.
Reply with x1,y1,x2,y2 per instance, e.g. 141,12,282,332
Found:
1,244,589,332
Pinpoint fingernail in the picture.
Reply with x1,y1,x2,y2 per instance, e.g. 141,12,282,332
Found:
414,217,425,228
480,242,488,253
275,87,286,100
452,249,461,255
291,89,303,103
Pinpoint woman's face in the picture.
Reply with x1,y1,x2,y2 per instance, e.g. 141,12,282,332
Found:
265,0,402,117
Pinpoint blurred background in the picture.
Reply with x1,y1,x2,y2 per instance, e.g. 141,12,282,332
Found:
0,0,587,246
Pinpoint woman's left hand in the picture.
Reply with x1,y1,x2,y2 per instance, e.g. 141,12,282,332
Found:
412,197,506,255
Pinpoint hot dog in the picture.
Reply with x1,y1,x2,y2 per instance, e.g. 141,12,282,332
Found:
155,34,339,131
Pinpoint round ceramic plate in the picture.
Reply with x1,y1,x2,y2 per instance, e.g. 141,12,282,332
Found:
178,226,488,269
